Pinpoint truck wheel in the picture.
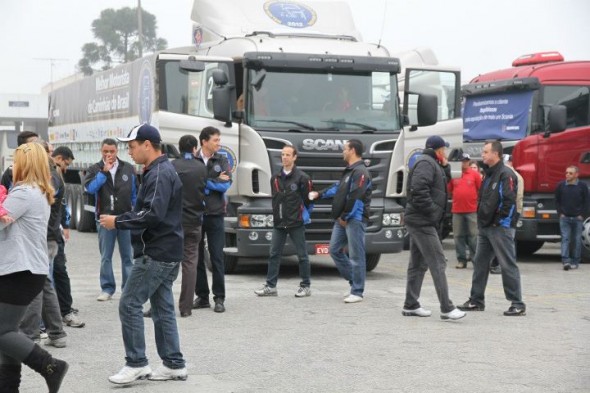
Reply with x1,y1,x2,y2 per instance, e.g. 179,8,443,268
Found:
75,186,95,232
516,240,544,256
66,185,77,230
366,254,381,272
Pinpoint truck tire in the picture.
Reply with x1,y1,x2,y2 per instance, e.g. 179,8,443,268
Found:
75,186,95,232
366,254,381,272
66,185,77,230
516,240,544,256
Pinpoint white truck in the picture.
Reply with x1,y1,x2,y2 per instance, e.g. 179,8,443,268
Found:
48,0,463,272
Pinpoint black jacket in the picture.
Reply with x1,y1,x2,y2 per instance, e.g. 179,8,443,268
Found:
321,160,372,223
405,150,450,229
172,154,208,226
115,155,183,262
197,151,232,216
47,163,67,242
555,180,589,218
478,161,518,229
84,159,138,218
271,166,313,228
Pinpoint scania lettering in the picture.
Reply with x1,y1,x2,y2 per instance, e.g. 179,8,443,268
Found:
301,139,348,151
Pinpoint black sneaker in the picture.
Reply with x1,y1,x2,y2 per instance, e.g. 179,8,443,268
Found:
563,263,571,271
457,301,485,311
503,306,526,316
192,297,211,309
213,299,225,313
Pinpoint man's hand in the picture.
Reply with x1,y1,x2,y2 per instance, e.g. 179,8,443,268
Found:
308,191,319,200
99,214,117,230
0,215,14,224
338,217,347,227
62,228,70,241
218,171,230,181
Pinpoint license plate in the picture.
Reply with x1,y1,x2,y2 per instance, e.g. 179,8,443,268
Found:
315,244,330,255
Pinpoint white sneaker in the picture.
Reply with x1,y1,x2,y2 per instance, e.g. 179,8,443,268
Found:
97,292,112,301
108,365,152,385
294,286,311,297
254,285,278,296
44,337,67,348
63,312,86,328
402,307,432,317
148,365,188,381
344,294,363,303
441,308,466,321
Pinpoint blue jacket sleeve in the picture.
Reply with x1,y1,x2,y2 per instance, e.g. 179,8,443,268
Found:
131,174,138,207
85,171,107,194
321,183,339,199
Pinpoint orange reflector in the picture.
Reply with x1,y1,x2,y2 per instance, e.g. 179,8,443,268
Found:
522,210,535,218
239,215,250,228
541,213,550,219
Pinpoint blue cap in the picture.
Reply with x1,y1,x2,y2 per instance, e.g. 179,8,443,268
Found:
118,123,161,144
425,135,449,150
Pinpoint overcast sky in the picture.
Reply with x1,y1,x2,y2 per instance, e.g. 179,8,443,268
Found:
1,0,588,94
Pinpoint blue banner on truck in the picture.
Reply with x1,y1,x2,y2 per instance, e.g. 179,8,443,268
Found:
463,91,533,141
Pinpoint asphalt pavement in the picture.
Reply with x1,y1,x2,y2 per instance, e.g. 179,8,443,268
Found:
18,231,590,393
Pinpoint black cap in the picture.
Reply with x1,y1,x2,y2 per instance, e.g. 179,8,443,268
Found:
425,135,450,150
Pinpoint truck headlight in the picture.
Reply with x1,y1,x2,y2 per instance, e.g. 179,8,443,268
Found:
522,207,535,218
382,213,402,226
240,214,273,228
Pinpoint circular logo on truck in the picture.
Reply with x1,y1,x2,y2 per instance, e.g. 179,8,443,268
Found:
138,60,154,124
264,1,317,28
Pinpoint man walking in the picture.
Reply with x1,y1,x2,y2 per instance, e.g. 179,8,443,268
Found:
458,141,526,316
85,138,137,301
448,153,481,269
555,165,589,270
100,124,187,384
402,136,465,320
194,127,232,313
254,145,313,297
172,135,207,317
309,139,371,304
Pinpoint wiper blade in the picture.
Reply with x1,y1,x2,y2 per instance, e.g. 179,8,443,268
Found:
322,120,377,131
257,119,316,131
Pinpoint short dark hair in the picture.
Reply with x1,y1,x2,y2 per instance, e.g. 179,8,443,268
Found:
347,139,364,157
52,146,75,161
199,126,221,145
283,145,297,156
101,138,118,147
486,141,503,157
17,131,39,146
179,134,199,154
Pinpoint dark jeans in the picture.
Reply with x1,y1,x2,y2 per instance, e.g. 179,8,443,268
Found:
53,237,73,316
469,226,525,308
0,303,36,365
560,216,583,266
266,225,311,288
179,222,202,314
404,224,455,313
196,215,225,301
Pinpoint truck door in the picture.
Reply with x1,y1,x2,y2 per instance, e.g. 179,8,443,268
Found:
388,67,462,197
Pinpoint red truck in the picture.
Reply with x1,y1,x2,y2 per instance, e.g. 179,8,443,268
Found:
461,51,590,260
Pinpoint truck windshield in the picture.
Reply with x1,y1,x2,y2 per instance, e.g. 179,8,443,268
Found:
463,90,534,141
246,69,400,132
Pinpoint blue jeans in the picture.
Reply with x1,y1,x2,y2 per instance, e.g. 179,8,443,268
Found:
266,225,311,288
329,219,366,297
196,215,225,300
469,226,525,308
119,256,184,369
560,216,583,266
97,223,133,295
452,213,478,262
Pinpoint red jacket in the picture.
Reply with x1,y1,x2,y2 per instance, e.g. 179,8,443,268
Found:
448,169,482,213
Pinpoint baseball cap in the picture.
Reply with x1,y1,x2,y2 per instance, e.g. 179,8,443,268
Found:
118,124,161,144
503,154,512,163
460,153,471,161
425,135,450,150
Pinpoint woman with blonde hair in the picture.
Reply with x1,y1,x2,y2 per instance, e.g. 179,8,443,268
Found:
0,142,69,392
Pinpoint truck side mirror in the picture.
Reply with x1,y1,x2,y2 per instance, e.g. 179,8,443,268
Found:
547,104,567,134
417,93,438,127
211,69,235,126
179,58,206,72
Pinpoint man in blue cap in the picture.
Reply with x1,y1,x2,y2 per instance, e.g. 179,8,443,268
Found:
99,124,187,384
402,135,466,320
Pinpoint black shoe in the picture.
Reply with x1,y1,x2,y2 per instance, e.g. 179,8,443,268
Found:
23,345,69,393
213,299,225,313
192,297,211,309
503,306,526,316
457,301,485,311
563,263,571,271
490,266,502,274
180,311,192,318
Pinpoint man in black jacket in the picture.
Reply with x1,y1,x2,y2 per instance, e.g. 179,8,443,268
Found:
172,135,207,316
85,138,137,302
194,127,232,313
402,136,465,320
310,139,371,303
254,145,313,297
458,141,526,316
100,124,186,384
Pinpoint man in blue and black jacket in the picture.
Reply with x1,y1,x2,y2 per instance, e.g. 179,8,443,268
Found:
459,141,526,316
85,138,137,302
311,139,371,304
